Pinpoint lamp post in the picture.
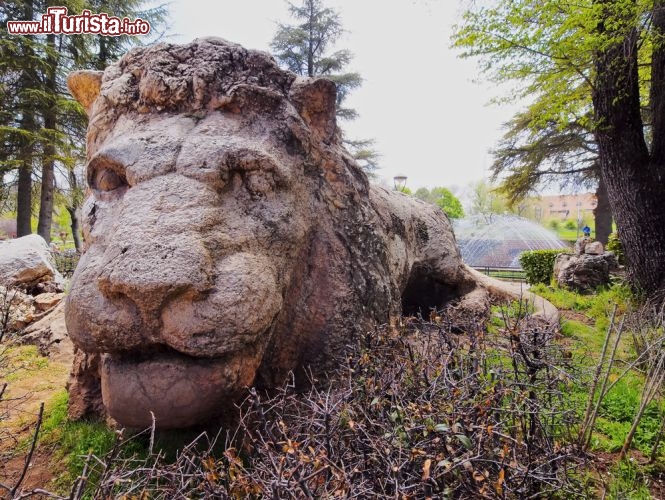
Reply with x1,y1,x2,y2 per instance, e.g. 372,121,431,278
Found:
576,197,582,239
393,174,407,192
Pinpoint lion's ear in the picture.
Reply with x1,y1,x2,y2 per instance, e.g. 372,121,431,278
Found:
289,77,337,141
68,70,103,115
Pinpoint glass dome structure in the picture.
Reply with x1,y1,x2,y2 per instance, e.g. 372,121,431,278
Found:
453,215,569,268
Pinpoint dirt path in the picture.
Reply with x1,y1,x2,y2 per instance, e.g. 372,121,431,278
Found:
1,304,73,496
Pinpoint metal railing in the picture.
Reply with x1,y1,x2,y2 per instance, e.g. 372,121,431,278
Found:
473,266,526,282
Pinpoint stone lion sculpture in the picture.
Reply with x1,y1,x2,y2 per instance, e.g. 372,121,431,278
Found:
65,38,500,429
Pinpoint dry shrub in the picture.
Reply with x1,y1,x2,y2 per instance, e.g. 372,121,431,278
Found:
67,301,585,499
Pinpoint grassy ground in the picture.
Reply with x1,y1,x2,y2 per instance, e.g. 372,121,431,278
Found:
532,283,665,498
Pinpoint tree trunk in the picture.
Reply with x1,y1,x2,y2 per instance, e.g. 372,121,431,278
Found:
16,0,37,238
37,147,55,242
592,0,665,296
16,162,32,237
37,32,57,243
67,169,83,252
307,0,315,77
593,176,612,245
67,206,82,252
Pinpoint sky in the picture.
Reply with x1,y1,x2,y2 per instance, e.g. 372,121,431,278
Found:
164,0,522,193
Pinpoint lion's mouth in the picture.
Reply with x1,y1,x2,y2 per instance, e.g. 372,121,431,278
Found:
100,345,261,429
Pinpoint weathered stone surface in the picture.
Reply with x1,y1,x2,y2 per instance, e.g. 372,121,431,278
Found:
0,286,35,332
34,292,64,312
553,252,619,292
67,349,104,420
0,234,63,288
18,302,74,363
584,241,604,255
65,38,531,429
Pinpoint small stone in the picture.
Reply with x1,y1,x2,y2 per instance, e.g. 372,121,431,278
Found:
574,236,592,255
34,292,65,312
584,241,605,255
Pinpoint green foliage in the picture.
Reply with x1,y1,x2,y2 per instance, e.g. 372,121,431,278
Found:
560,318,595,341
564,219,577,230
451,0,601,206
0,0,167,239
606,460,653,500
468,179,513,218
413,186,464,218
40,390,148,491
596,379,663,454
344,137,380,176
271,0,379,174
531,283,633,324
519,249,565,285
607,231,625,265
452,0,665,296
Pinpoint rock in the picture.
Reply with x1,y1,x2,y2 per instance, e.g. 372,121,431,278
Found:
67,349,104,420
64,38,540,429
34,292,64,312
17,302,74,363
0,234,63,289
584,241,605,255
574,236,592,255
0,285,35,332
553,252,619,292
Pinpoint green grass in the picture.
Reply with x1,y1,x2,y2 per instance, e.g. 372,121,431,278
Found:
3,345,49,382
40,390,119,492
39,391,215,495
556,228,581,242
606,460,653,499
532,283,665,460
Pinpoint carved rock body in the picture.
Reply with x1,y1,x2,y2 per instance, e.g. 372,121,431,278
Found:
65,38,486,429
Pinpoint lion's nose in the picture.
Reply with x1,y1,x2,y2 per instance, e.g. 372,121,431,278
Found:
96,241,213,323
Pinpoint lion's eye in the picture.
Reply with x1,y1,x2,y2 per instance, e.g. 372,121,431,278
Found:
245,171,275,197
88,157,127,193
94,169,125,191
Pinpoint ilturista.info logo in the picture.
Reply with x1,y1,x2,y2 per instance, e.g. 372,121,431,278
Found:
7,6,151,36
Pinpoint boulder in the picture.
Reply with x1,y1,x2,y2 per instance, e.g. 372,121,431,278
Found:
17,302,74,363
553,252,619,292
65,38,549,429
0,234,64,289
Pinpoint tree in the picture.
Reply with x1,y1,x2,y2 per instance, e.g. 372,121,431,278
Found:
490,106,613,243
467,180,512,223
271,0,379,175
453,0,665,295
454,0,614,244
414,186,464,219
0,1,44,236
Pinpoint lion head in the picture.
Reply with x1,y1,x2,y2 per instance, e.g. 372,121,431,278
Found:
65,38,477,429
